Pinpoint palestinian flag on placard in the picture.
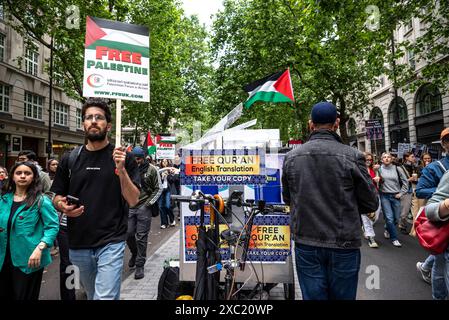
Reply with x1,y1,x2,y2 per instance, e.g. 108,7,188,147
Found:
157,135,176,144
143,131,156,155
243,69,294,109
85,16,149,58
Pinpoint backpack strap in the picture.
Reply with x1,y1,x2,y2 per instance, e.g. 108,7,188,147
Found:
437,161,448,173
400,165,411,179
68,145,84,179
395,165,404,188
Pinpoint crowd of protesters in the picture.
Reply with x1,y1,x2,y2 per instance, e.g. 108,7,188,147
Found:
358,128,449,301
0,98,182,300
1,98,448,301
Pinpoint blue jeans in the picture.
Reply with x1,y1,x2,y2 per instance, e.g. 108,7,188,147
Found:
295,243,361,300
422,255,435,271
159,189,174,226
380,193,401,241
69,241,126,300
432,252,449,300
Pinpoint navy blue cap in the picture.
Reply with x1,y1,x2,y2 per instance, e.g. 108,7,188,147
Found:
131,146,145,158
311,101,338,124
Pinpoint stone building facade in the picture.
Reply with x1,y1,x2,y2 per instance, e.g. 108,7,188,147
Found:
0,8,84,169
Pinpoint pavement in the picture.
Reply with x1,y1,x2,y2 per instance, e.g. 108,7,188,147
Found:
40,208,433,300
120,229,302,300
120,212,433,300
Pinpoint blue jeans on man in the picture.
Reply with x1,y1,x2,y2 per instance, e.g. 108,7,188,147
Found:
69,241,126,300
432,252,449,300
159,189,174,227
380,193,401,241
294,243,361,300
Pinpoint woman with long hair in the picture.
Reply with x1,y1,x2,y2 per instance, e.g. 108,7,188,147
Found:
0,165,8,192
362,152,381,248
158,159,175,229
0,162,59,300
420,153,432,169
378,152,409,247
397,152,418,234
46,158,59,181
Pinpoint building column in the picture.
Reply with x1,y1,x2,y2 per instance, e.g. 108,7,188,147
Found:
443,93,449,129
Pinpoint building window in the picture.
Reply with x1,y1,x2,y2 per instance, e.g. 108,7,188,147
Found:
54,102,69,126
0,34,5,61
348,118,357,136
416,84,442,116
379,76,385,88
407,50,415,70
54,71,64,87
24,92,43,120
404,19,413,34
388,97,408,125
76,108,82,129
0,83,10,112
25,48,39,76
0,4,4,20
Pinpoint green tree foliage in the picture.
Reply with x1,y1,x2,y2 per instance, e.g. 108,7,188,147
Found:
210,0,447,144
2,0,213,139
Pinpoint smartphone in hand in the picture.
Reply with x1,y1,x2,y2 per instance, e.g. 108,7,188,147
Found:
66,195,81,207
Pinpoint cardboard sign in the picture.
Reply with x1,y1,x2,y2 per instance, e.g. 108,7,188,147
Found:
365,120,384,140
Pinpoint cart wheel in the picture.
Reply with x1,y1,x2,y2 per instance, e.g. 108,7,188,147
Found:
283,283,295,300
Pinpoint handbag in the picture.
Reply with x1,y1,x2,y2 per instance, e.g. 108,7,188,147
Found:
414,206,449,255
151,202,160,217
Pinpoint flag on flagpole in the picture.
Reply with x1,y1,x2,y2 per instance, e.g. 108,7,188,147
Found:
243,69,294,109
143,131,156,156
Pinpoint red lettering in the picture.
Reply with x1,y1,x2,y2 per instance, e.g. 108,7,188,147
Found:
108,49,121,61
132,52,142,65
95,47,141,64
95,46,108,60
121,51,131,63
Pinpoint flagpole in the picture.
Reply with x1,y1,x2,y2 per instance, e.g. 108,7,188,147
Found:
116,99,122,147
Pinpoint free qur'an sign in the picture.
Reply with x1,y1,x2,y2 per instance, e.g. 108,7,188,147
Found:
184,155,260,175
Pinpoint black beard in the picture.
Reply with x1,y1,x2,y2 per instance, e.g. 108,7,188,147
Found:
85,128,107,142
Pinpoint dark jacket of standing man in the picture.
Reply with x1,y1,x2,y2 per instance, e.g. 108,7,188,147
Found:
282,101,378,300
126,146,162,280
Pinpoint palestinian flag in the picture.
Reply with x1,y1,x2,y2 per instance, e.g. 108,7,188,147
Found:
157,135,177,144
143,131,156,155
243,69,294,109
84,16,149,57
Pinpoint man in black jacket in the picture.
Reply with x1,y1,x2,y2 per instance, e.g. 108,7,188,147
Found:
282,101,378,300
127,147,162,279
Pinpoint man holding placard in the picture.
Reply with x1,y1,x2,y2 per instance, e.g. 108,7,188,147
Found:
51,98,140,300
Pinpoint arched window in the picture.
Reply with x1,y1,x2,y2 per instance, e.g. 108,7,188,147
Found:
348,118,357,136
369,107,384,125
368,107,386,155
416,84,442,116
388,97,408,125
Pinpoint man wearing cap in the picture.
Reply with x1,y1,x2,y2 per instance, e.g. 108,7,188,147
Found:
282,101,378,300
127,146,162,280
415,128,449,299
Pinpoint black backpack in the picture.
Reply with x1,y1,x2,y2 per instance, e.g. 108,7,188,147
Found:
68,145,84,179
157,266,194,300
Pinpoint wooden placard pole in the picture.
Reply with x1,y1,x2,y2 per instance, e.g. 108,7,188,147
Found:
116,99,122,147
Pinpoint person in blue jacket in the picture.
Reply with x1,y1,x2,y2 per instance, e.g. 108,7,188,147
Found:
415,127,449,299
0,161,59,300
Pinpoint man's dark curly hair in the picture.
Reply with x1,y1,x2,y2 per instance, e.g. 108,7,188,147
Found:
81,98,112,123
